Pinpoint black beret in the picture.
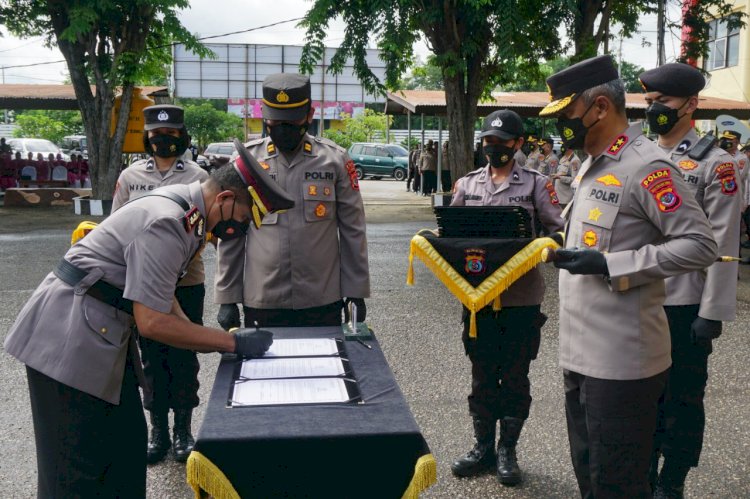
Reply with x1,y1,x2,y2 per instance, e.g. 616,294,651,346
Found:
143,105,184,130
639,63,705,97
479,109,524,139
540,55,620,116
262,73,311,121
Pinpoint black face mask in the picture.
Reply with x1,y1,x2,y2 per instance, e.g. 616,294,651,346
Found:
556,100,600,150
266,122,309,151
646,99,689,135
483,142,516,168
719,138,734,151
149,133,187,158
211,200,249,241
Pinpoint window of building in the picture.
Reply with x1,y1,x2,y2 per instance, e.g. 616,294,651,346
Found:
705,14,741,71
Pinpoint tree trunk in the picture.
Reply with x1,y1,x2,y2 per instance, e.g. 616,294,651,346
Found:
443,75,480,188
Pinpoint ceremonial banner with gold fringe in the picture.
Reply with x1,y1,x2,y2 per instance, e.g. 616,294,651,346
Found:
407,230,562,338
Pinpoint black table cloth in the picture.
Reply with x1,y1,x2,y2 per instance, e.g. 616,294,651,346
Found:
186,326,435,499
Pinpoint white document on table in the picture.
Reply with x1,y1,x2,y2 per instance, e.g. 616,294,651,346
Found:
240,357,346,379
231,377,350,406
263,338,340,357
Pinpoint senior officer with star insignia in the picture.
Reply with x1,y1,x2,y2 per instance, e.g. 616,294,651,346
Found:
2,150,290,497
112,104,210,465
539,54,717,499
640,63,741,499
449,109,563,486
215,73,370,329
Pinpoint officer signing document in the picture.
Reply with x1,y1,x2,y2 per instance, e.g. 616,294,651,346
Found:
3,144,293,497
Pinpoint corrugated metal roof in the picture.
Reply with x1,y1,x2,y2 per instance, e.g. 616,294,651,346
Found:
0,84,169,110
386,89,750,120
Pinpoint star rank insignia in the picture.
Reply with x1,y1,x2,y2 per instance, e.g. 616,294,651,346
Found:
588,207,603,222
607,135,628,155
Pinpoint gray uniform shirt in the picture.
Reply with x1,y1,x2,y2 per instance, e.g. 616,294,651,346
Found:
419,149,437,172
112,158,209,287
554,152,581,205
215,136,370,309
513,149,527,167
450,163,564,307
660,130,740,320
734,150,749,206
559,124,717,381
537,152,559,176
4,182,207,404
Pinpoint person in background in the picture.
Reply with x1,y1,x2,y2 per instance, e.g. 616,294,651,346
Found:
743,141,750,248
0,148,14,190
35,153,49,181
535,137,559,176
473,141,485,169
407,144,420,192
419,140,437,195
111,104,209,465
449,109,563,486
0,137,11,154
550,146,580,207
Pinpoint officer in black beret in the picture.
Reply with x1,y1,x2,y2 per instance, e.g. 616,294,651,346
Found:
215,73,370,332
641,62,742,499
540,55,718,499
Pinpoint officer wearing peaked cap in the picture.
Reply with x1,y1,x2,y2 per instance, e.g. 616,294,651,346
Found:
540,54,717,498
215,73,370,330
3,159,282,497
641,62,741,498
449,109,563,485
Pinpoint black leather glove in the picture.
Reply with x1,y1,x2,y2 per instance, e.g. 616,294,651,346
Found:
343,298,367,322
553,249,609,275
233,328,273,358
690,317,722,344
217,304,241,331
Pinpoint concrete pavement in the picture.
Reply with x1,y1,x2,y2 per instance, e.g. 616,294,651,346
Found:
0,179,748,498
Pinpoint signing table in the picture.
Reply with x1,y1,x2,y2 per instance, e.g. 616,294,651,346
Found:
187,326,436,499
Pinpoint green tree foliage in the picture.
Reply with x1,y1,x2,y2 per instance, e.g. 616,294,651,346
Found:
14,114,66,144
300,0,567,182
0,0,209,199
183,103,244,149
401,55,444,90
322,110,392,150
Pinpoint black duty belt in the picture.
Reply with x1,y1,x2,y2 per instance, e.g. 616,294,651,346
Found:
53,259,134,315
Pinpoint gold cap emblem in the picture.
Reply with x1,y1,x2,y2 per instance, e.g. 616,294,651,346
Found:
276,90,289,103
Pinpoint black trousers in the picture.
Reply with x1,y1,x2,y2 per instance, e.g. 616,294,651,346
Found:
412,171,421,192
422,171,436,194
743,207,750,238
27,361,147,499
243,300,344,328
462,305,543,421
655,305,712,467
140,284,204,412
564,368,668,499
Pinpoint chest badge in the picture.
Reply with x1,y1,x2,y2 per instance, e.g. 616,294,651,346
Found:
308,185,318,196
583,230,598,247
588,207,603,222
315,202,327,217
596,174,622,187
259,161,270,170
678,159,698,171
323,186,331,196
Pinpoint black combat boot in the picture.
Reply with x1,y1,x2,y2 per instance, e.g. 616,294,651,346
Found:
172,408,195,463
653,459,689,499
450,417,496,477
146,410,171,464
496,417,524,485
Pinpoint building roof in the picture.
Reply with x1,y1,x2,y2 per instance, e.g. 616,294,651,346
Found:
0,84,170,110
386,89,750,120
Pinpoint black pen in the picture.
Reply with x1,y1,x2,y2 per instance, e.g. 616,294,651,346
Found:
356,338,372,350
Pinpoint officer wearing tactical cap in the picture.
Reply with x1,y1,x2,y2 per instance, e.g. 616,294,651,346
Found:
449,109,563,485
112,103,210,464
535,136,559,176
3,153,288,497
640,62,741,498
215,73,370,330
718,130,749,205
540,54,717,498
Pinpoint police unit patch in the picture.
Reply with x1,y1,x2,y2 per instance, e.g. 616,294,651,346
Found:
596,174,622,187
545,181,559,205
641,168,682,212
345,160,360,191
464,248,486,274
715,162,738,195
678,159,698,171
583,230,598,247
607,135,628,155
315,202,326,217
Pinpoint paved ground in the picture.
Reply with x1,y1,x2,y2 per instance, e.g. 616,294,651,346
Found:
1,179,749,498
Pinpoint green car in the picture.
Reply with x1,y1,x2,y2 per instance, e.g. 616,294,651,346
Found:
348,143,409,180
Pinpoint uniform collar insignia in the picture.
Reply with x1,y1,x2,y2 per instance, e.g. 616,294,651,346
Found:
606,134,629,156
267,142,276,156
176,160,184,171
303,141,313,154
675,140,691,154
145,159,155,171
513,172,520,181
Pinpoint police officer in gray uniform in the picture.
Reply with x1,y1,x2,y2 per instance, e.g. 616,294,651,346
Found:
449,110,564,485
3,156,281,497
640,63,741,498
215,73,370,329
539,55,718,498
536,137,559,176
551,147,581,206
112,104,210,464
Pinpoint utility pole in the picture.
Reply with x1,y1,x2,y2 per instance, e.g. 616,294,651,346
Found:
657,0,666,66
